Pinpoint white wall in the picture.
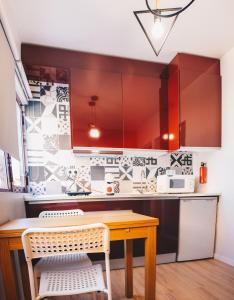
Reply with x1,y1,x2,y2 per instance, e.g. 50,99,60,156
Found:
0,192,25,225
194,47,234,266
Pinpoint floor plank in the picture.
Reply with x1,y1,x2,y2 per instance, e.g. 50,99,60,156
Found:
52,259,234,300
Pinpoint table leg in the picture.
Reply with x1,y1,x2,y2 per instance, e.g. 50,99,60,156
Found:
124,239,133,298
145,226,156,300
0,238,18,300
18,250,31,300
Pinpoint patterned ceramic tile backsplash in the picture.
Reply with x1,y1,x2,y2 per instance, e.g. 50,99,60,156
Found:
26,81,193,195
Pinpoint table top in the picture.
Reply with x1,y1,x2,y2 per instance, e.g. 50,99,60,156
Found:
0,211,159,238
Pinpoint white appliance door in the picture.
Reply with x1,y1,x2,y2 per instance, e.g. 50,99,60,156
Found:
177,197,217,261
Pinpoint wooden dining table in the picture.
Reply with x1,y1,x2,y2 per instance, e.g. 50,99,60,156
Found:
0,210,159,300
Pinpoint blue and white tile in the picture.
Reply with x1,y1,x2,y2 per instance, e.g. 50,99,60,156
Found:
181,166,193,175
155,166,170,176
91,180,106,194
41,115,58,135
90,157,105,166
25,100,45,118
56,86,69,103
146,167,157,180
27,149,44,167
133,157,145,167
29,80,40,99
132,166,146,181
77,166,91,181
75,156,91,168
45,181,62,195
119,181,133,193
25,117,42,134
171,152,193,167
43,135,59,151
157,154,170,169
27,133,44,150
58,135,71,150
147,178,157,193
105,167,120,180
58,118,71,135
119,165,133,181
105,157,120,166
76,180,91,193
145,157,158,166
114,181,120,193
119,156,133,167
57,104,69,122
132,181,147,193
29,166,45,183
29,182,46,195
90,166,105,181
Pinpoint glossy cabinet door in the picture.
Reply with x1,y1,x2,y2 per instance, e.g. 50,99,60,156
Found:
122,74,167,149
168,66,180,151
180,69,221,147
71,68,123,148
168,53,221,148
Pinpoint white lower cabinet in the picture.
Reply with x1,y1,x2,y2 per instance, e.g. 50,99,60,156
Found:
177,197,218,261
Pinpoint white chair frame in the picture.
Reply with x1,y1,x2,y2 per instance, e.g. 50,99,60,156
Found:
39,208,84,218
22,223,111,300
36,208,91,278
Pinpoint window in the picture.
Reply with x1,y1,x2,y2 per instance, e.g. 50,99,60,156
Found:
10,101,27,191
0,149,10,191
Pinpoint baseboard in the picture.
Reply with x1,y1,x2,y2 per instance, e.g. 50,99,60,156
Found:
214,253,234,266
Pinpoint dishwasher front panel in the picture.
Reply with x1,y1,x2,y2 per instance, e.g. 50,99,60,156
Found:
177,197,217,261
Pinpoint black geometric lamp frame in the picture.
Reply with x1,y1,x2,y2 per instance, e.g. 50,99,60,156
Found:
133,0,196,56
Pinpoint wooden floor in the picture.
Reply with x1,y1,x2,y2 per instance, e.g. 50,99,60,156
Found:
53,259,234,300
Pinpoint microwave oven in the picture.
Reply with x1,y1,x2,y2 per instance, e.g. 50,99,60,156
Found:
157,174,195,193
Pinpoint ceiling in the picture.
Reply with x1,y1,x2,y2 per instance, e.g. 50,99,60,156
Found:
2,0,234,64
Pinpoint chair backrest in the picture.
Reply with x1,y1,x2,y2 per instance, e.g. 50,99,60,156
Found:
39,209,84,218
22,223,109,261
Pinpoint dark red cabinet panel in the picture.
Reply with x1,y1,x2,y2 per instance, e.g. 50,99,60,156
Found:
25,198,179,257
122,74,168,150
168,66,180,151
168,53,221,149
180,70,221,147
71,68,123,148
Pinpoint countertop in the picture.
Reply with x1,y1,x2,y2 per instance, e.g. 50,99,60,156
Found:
24,192,221,204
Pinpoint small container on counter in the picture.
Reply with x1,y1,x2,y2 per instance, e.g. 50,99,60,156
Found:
199,162,207,184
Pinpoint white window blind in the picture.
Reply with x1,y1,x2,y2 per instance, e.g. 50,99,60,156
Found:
0,24,19,160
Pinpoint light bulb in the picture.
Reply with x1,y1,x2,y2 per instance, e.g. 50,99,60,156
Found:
89,126,101,139
152,18,164,39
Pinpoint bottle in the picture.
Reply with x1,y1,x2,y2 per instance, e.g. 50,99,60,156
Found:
105,173,114,195
199,162,207,184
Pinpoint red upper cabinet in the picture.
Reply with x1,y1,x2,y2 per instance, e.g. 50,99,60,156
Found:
168,53,221,149
168,65,180,151
122,73,168,150
71,68,123,148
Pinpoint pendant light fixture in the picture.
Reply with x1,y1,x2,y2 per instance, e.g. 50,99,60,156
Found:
88,95,101,139
134,0,195,56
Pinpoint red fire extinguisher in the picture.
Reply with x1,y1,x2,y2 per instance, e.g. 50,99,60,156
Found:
199,162,207,184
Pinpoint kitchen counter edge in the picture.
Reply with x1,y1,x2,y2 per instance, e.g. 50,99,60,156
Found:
24,193,221,204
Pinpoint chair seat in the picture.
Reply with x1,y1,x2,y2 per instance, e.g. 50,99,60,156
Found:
34,253,92,277
39,264,106,298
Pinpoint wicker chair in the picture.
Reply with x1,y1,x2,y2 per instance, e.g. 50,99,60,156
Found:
39,209,85,218
35,209,92,277
22,223,112,300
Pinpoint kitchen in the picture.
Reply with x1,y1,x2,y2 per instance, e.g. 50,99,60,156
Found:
0,1,234,300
